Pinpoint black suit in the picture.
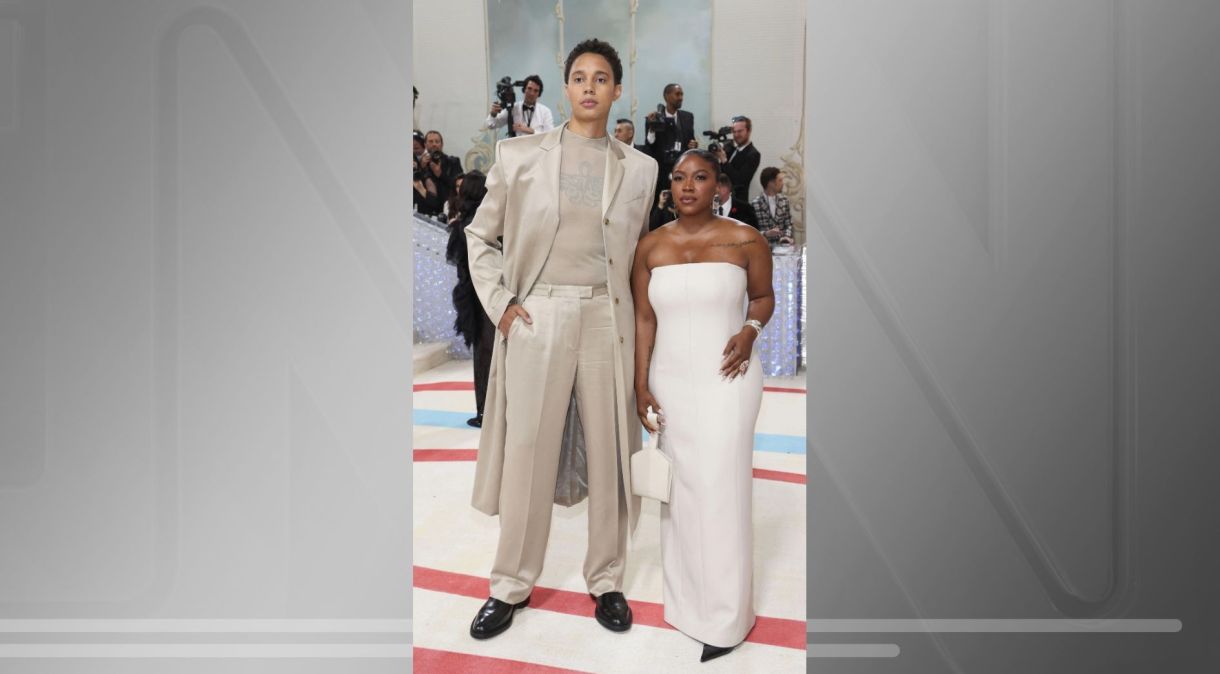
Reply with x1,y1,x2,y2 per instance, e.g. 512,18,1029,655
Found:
649,205,677,231
721,142,760,206
644,109,696,196
718,198,758,230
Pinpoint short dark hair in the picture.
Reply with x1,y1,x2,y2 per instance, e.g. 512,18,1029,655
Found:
564,38,623,85
732,115,752,131
615,118,633,127
716,173,733,188
424,130,443,143
663,83,681,96
760,166,780,189
672,149,721,178
523,74,544,95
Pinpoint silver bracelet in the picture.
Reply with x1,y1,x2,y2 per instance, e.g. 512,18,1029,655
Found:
744,319,763,336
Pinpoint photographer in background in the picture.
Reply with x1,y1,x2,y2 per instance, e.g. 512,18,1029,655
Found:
751,166,794,246
648,188,677,231
644,83,697,196
486,75,554,137
715,116,760,206
413,131,443,216
413,130,426,161
420,130,464,209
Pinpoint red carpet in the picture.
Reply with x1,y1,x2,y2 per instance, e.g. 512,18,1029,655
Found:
413,566,806,650
415,380,805,395
415,450,805,485
414,647,591,673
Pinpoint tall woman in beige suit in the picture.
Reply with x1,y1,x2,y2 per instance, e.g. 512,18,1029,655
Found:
464,39,659,640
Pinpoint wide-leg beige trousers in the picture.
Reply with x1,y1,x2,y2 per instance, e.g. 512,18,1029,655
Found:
489,283,628,604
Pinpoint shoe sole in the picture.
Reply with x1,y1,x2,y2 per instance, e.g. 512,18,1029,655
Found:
469,598,529,640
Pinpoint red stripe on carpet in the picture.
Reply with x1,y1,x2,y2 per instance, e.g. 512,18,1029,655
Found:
417,380,806,395
414,451,806,485
413,647,591,674
752,468,807,484
414,381,475,392
414,449,479,462
413,566,805,650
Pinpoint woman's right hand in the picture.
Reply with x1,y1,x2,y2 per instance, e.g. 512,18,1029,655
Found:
636,390,663,432
498,303,532,339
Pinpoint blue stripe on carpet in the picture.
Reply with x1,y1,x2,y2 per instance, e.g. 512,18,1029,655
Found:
413,409,805,454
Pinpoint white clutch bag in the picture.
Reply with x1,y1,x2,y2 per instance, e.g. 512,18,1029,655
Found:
631,410,672,503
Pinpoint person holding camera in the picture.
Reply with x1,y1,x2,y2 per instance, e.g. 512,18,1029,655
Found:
644,83,698,196
751,167,794,246
715,116,760,206
486,75,554,137
413,131,444,216
419,130,465,211
648,188,678,231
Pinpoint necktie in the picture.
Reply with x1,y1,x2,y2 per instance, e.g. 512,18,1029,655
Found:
719,206,725,216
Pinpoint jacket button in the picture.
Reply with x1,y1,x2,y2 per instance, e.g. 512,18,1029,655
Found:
603,218,609,225
620,336,624,344
614,297,619,305
608,258,614,265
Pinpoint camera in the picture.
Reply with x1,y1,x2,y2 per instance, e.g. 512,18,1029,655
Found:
702,126,733,154
646,103,667,130
427,149,445,165
495,76,526,109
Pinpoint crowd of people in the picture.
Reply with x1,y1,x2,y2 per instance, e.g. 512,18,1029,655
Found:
414,77,795,247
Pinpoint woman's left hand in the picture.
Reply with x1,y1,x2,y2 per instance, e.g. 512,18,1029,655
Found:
720,329,757,380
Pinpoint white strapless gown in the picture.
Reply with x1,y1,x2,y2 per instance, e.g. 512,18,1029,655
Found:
647,262,761,647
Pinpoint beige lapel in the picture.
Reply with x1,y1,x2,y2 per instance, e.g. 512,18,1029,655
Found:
533,124,565,245
601,139,626,220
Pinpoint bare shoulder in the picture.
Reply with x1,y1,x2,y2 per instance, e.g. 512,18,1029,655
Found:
733,220,768,242
706,219,767,249
636,225,671,254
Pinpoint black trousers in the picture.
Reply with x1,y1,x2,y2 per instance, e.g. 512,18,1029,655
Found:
473,314,496,417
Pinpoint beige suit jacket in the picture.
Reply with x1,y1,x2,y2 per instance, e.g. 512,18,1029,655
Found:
465,122,659,533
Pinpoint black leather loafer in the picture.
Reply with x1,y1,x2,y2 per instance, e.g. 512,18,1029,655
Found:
469,596,529,640
700,643,736,662
590,591,632,632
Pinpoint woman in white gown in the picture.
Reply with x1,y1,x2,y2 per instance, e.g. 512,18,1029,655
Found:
630,150,774,663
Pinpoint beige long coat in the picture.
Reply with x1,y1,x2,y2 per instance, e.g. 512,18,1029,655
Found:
465,122,658,533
